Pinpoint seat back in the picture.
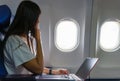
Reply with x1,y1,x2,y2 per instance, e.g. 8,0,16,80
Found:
0,55,7,75
0,5,11,75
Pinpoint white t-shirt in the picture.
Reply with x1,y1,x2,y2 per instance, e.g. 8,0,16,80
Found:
4,35,36,74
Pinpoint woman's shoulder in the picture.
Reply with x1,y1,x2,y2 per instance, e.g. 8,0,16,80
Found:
7,35,25,45
5,35,27,50
8,35,21,42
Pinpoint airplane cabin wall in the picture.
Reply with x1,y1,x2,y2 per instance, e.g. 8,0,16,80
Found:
48,0,92,73
90,0,120,78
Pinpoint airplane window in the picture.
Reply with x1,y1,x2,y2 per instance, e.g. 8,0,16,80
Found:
99,20,120,52
55,18,79,52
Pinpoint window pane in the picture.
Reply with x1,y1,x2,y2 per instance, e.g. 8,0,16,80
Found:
100,21,120,51
55,19,79,52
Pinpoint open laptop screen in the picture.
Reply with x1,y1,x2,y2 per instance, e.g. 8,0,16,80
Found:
76,57,99,79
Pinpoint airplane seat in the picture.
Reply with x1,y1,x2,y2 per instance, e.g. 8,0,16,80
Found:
0,5,11,75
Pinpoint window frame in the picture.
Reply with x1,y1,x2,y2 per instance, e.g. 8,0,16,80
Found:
54,18,80,52
99,19,120,52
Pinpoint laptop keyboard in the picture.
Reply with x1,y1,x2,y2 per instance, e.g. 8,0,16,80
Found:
35,74,81,80
69,74,82,81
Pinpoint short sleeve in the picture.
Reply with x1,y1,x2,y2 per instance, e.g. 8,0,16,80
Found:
13,43,35,67
5,35,36,68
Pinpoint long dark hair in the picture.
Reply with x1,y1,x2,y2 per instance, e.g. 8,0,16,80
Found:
7,0,41,37
2,0,41,57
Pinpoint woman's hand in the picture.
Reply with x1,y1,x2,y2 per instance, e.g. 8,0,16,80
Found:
33,17,41,40
52,68,69,75
34,22,40,40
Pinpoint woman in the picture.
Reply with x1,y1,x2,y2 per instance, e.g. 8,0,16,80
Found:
3,0,68,75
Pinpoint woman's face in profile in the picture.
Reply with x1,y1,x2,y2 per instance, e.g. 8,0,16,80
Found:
35,16,40,29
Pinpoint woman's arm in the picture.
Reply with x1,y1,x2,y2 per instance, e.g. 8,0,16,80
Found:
22,22,44,74
43,67,69,75
22,20,68,75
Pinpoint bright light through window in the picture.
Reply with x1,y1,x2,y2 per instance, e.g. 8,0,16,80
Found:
100,21,120,52
55,19,79,52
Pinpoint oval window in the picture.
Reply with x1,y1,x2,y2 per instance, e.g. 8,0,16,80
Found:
55,18,79,52
99,20,120,52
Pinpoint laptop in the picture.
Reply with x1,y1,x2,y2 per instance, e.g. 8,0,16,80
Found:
35,57,99,81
